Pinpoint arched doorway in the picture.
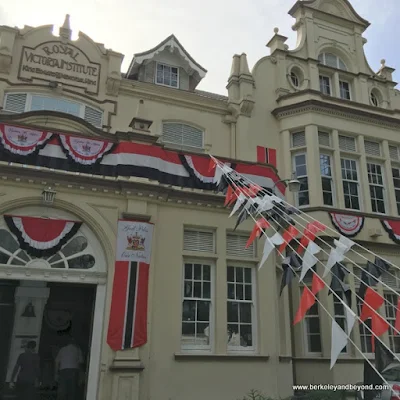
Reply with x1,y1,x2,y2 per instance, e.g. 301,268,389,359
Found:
0,206,107,400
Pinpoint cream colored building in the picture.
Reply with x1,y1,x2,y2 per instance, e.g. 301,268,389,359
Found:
0,0,400,399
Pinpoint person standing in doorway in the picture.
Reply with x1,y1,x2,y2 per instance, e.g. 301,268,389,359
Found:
55,336,84,400
9,340,40,400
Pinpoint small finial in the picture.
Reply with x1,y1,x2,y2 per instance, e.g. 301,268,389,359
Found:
59,14,72,41
62,14,71,30
381,59,386,66
274,27,279,34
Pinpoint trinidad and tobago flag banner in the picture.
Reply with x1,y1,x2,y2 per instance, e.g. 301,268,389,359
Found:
107,220,154,351
329,212,364,238
381,220,400,244
4,215,82,258
0,123,285,197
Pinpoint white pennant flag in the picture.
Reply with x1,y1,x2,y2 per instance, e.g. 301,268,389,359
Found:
258,196,274,212
345,306,356,335
323,249,346,277
229,193,246,217
213,166,223,184
258,233,284,270
299,241,321,282
338,235,355,252
330,320,348,369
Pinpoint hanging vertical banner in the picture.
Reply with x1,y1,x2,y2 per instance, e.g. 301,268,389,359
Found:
329,213,364,238
107,220,154,351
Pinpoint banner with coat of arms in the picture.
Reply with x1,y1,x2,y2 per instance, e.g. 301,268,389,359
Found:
107,220,154,351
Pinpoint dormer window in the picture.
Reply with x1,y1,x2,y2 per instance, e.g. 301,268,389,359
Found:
156,63,179,88
318,53,347,71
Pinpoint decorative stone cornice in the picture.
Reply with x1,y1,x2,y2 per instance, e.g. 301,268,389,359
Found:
272,98,400,129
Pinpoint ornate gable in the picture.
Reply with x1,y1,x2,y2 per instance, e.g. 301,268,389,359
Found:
289,0,370,29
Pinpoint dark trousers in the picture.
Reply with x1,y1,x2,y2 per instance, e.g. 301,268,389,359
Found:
57,369,79,400
16,382,36,400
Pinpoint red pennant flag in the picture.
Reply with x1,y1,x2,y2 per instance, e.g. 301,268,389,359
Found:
395,298,400,336
293,287,315,325
297,221,326,255
224,185,235,206
360,287,385,322
208,158,216,172
246,218,270,248
370,312,390,352
279,225,300,254
249,184,263,196
311,273,325,295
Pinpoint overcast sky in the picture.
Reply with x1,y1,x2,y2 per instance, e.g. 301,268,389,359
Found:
0,0,398,95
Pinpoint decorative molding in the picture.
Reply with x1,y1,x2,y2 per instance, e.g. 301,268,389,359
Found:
239,96,255,117
106,77,121,97
174,353,270,361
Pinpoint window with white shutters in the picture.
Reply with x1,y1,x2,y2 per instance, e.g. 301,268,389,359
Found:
364,140,381,157
292,132,306,148
162,123,204,150
226,234,256,258
390,145,400,161
318,132,330,147
183,229,215,253
339,135,356,152
3,93,103,128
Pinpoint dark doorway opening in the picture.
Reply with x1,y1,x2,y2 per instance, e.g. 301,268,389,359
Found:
0,281,96,400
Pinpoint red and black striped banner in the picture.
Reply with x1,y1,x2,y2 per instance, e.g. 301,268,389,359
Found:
107,220,154,351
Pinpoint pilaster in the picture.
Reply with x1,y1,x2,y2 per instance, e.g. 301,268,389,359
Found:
281,130,294,205
332,130,345,209
382,140,397,216
305,125,323,206
357,135,372,213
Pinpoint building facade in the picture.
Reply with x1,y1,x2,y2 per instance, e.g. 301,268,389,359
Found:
0,0,399,399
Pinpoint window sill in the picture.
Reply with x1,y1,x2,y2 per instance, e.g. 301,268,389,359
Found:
174,353,269,361
293,356,371,363
226,257,259,264
182,251,218,260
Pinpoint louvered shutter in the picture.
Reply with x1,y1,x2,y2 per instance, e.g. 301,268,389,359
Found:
163,123,203,149
226,233,256,258
390,146,399,161
339,135,356,152
84,106,103,128
364,140,381,157
318,132,330,147
4,93,27,113
183,230,215,253
292,132,306,148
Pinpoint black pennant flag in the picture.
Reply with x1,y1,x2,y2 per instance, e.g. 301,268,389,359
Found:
358,261,381,299
329,263,352,308
279,252,302,296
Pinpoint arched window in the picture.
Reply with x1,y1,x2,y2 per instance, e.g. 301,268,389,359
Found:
162,122,204,150
3,93,103,128
318,53,347,71
370,89,382,107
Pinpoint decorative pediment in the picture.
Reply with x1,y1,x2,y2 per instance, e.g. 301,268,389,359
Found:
289,0,370,29
0,111,115,140
126,34,207,84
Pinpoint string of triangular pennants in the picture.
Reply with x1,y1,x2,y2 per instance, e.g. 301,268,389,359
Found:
209,155,400,393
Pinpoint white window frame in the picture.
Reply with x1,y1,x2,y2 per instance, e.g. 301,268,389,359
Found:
339,80,351,100
333,295,349,354
181,259,214,352
319,75,332,96
302,291,322,355
384,293,400,354
367,162,387,214
293,153,309,207
392,166,400,215
356,298,373,355
320,153,335,206
318,53,347,70
341,157,361,211
3,92,103,128
155,62,179,88
226,263,257,354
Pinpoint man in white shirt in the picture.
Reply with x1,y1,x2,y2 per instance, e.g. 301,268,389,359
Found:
55,336,84,400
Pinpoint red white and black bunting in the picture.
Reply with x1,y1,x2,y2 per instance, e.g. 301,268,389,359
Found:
4,215,82,258
0,124,52,156
0,123,285,196
58,134,115,165
381,220,400,244
329,212,364,238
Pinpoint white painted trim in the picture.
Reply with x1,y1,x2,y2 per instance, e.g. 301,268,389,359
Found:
133,37,206,79
87,283,106,400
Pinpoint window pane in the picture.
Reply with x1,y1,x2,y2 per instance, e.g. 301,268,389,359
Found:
182,300,196,321
240,303,252,323
197,301,210,321
227,302,239,322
